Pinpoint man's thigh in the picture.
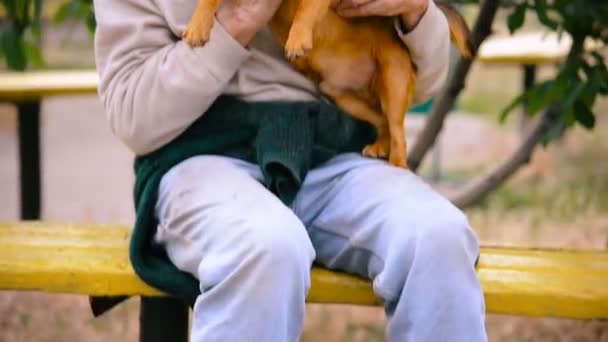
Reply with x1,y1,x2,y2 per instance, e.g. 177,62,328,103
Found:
154,155,315,281
293,153,479,297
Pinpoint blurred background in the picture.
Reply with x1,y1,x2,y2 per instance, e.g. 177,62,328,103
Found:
1,1,607,341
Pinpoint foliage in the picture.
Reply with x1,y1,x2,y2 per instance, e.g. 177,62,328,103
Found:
0,0,43,70
499,0,608,142
51,0,94,33
0,0,93,71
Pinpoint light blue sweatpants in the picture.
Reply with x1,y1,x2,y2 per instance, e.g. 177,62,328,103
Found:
154,153,487,342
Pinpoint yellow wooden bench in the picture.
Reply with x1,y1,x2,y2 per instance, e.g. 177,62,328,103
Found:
2,221,608,320
477,31,603,66
0,70,99,101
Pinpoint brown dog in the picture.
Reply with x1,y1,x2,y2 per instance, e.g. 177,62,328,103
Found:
183,0,471,168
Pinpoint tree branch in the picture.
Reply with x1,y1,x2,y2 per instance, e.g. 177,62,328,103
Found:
448,106,560,208
408,0,500,172
448,37,586,209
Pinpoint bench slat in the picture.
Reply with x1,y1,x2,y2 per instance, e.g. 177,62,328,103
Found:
0,70,99,101
476,31,603,65
0,222,378,305
1,222,607,319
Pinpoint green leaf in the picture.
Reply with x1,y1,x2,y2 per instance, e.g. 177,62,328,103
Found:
592,62,608,95
541,119,566,146
33,0,42,19
527,80,564,116
574,100,595,129
580,82,597,107
501,76,571,125
30,0,42,36
0,28,27,71
1,0,18,17
17,0,30,24
76,1,91,18
86,10,96,33
499,92,526,123
591,51,605,64
534,0,559,30
525,86,549,115
562,106,576,127
22,38,44,68
561,80,585,109
508,2,527,34
52,2,71,25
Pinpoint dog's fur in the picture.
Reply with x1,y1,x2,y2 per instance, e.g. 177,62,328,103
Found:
183,0,472,168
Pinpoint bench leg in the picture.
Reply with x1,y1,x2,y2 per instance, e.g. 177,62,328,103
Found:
140,297,189,342
520,64,536,136
17,100,42,220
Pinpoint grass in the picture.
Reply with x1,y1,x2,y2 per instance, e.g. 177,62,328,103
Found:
474,172,608,222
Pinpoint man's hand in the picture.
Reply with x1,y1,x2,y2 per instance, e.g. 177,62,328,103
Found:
216,0,283,46
333,0,428,31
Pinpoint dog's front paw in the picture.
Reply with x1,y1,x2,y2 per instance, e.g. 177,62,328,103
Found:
362,140,389,159
389,153,408,169
183,20,211,47
388,147,408,169
285,32,313,61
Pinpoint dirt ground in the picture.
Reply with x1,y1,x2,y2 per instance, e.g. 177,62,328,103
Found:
1,6,608,341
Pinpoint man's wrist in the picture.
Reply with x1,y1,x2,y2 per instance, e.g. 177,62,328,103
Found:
398,0,428,32
216,8,259,47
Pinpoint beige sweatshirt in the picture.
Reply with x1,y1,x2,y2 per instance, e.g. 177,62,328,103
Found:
93,0,450,155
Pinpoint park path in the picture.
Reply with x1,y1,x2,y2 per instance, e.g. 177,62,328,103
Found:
0,95,134,223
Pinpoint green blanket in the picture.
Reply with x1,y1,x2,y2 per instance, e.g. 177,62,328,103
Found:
130,95,376,306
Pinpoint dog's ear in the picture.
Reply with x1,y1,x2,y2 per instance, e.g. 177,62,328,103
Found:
436,2,473,58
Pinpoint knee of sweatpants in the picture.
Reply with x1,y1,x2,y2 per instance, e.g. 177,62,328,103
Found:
198,211,316,292
250,214,316,275
413,208,480,266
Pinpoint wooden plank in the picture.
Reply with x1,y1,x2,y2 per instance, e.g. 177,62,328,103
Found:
0,70,98,101
479,246,608,319
477,32,570,65
1,222,608,319
0,222,377,303
477,31,604,65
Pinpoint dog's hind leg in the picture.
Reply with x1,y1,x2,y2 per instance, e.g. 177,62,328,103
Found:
333,94,390,159
284,0,332,60
320,82,390,159
375,47,416,168
183,0,224,46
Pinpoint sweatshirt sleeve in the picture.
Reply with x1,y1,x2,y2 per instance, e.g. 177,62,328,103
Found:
394,0,451,105
93,0,251,155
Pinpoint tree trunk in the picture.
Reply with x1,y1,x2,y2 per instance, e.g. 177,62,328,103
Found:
448,38,586,209
408,0,500,172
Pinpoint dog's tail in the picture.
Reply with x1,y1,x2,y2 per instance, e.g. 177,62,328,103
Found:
436,2,473,58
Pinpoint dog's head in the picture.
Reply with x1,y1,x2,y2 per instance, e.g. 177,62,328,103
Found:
436,2,473,58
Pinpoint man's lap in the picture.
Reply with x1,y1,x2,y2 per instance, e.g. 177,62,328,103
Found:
153,152,479,295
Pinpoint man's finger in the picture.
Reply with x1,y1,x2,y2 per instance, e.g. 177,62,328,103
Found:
335,0,375,11
336,0,387,17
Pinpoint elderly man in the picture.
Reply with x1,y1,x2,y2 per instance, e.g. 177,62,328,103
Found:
92,0,487,340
